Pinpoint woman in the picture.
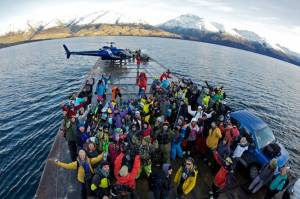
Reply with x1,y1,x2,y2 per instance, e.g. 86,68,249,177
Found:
248,158,277,194
55,150,103,199
174,157,198,198
264,166,289,199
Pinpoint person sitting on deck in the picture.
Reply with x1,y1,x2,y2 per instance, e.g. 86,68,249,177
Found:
174,157,198,198
54,150,103,199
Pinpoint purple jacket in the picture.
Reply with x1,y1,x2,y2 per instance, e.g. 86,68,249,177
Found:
113,109,128,128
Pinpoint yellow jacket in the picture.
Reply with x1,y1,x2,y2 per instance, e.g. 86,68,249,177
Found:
56,153,103,183
174,166,198,195
206,127,222,150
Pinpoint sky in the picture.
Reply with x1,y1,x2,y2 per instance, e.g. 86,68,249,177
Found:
0,0,300,53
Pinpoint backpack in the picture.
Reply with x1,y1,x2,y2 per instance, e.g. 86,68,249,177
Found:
263,143,281,159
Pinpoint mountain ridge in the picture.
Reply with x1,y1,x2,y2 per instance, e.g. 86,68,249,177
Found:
1,12,299,66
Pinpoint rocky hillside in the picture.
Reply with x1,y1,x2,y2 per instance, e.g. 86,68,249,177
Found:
0,23,179,47
159,14,300,66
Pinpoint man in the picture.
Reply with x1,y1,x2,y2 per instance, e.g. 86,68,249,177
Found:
174,157,198,198
65,113,79,161
91,161,111,199
150,163,173,199
154,121,175,163
206,122,222,166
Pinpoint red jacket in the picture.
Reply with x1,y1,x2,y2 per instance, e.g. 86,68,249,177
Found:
138,72,147,90
214,166,228,189
225,127,240,145
142,126,152,138
160,72,171,81
114,153,141,189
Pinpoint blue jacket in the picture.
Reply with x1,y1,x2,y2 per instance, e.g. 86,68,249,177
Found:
96,83,106,97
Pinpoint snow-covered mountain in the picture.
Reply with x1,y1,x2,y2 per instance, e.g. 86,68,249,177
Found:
158,14,300,66
2,11,148,35
159,14,287,53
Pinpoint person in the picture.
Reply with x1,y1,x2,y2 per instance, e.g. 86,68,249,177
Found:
282,178,300,199
65,113,79,161
206,122,222,166
174,157,198,198
185,118,199,156
137,72,147,96
264,166,289,199
231,137,248,169
150,163,173,199
55,150,103,199
214,137,231,166
248,158,278,194
113,152,141,196
153,121,175,163
91,161,111,199
137,136,157,178
224,120,240,146
160,69,171,82
171,118,185,160
112,86,122,102
210,157,234,199
96,79,106,100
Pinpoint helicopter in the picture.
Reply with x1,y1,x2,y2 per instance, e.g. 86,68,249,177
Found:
62,42,133,61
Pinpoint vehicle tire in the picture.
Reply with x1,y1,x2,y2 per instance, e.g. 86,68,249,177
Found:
249,164,259,180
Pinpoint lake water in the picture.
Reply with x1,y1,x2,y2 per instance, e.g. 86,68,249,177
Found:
0,36,299,199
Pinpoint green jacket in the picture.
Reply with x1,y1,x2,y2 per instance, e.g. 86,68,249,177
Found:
66,120,78,142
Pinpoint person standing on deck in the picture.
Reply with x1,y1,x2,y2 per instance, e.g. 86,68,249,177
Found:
150,163,173,199
54,150,103,199
174,157,198,198
91,161,111,199
206,122,222,166
137,72,147,97
64,113,79,161
111,86,122,103
209,157,234,199
153,121,175,163
264,166,289,199
248,158,278,194
95,79,106,100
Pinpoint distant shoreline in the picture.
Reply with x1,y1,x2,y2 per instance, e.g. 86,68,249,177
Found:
1,35,299,67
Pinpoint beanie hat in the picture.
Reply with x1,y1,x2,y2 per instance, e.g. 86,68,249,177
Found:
162,163,172,174
270,158,278,169
119,165,129,177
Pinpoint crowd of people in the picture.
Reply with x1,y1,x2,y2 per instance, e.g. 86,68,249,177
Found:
54,59,298,199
